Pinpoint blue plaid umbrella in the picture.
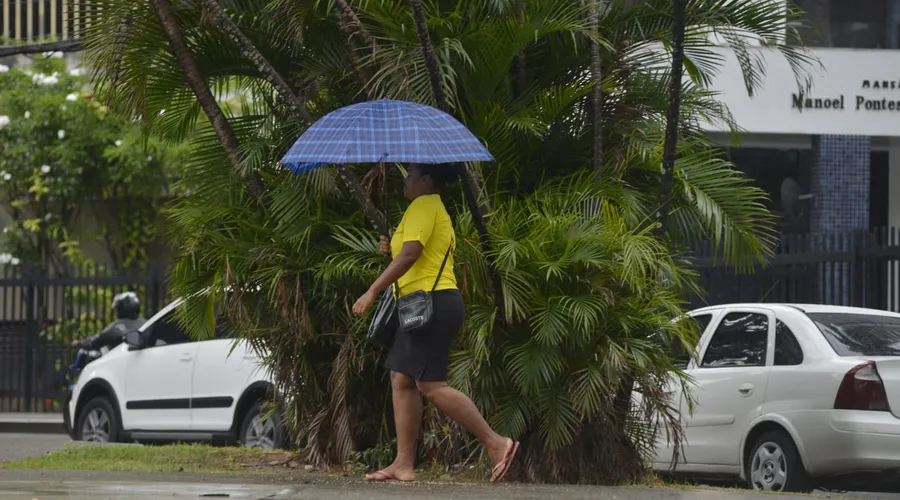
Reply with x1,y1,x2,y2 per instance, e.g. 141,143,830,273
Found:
280,99,494,174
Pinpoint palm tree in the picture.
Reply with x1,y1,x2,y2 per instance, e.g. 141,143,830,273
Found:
76,0,812,482
588,0,604,173
657,0,686,234
146,0,267,203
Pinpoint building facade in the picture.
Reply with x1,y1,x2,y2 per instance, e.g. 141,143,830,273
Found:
705,0,900,236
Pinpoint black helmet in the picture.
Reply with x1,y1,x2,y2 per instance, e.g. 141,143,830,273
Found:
112,292,140,320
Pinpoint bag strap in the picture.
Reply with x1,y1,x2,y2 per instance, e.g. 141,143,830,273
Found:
431,236,454,293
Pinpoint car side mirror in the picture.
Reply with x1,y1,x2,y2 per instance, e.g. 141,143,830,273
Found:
125,330,143,349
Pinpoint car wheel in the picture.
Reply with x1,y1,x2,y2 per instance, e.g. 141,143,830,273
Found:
75,397,119,444
240,402,285,449
747,430,812,492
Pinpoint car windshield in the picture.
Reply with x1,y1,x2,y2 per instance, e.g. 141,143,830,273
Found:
808,312,900,356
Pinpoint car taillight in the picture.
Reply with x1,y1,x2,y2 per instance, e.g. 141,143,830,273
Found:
834,361,891,411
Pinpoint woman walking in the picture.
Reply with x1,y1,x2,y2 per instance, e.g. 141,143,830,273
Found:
352,163,519,483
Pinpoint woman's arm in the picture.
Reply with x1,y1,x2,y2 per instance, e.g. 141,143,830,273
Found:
352,240,423,316
367,241,423,295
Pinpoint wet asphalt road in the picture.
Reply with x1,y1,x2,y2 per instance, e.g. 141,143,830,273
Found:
0,470,824,500
1,435,900,500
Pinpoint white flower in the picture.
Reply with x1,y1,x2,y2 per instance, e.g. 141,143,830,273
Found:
23,111,30,119
3,173,11,181
114,140,123,147
68,67,84,77
65,93,77,102
32,73,58,85
40,165,51,174
0,253,13,264
0,64,8,73
0,116,9,129
10,258,20,266
57,129,65,140
2,227,8,234
147,155,153,162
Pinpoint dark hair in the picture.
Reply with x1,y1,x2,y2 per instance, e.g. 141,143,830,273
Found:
411,163,460,190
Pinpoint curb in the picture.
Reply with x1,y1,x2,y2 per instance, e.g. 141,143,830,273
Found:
0,416,67,435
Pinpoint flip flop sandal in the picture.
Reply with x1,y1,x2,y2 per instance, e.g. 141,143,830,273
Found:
491,439,521,484
364,470,413,482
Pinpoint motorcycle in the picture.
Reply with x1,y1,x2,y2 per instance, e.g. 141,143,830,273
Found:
66,347,102,392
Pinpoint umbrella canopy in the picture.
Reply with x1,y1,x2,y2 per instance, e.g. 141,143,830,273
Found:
280,99,494,174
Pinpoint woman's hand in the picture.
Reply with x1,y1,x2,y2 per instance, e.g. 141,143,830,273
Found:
353,290,378,317
379,235,391,257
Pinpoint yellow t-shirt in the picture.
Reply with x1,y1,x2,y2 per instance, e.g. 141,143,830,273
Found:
391,194,457,297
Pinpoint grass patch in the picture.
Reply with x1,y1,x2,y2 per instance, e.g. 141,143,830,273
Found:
0,443,301,474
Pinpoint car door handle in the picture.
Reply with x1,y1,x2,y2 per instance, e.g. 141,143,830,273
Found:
180,353,193,362
738,383,754,397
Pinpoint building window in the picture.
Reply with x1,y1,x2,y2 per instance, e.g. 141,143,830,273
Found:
830,0,887,48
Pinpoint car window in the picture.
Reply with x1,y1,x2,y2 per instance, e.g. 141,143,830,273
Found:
808,313,900,356
144,310,193,347
670,313,713,364
701,312,768,368
693,314,713,334
774,320,804,366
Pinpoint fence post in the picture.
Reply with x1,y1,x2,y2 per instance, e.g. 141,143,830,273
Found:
22,264,37,412
851,230,867,308
149,261,164,315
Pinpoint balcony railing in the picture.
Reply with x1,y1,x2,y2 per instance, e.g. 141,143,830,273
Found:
0,0,81,44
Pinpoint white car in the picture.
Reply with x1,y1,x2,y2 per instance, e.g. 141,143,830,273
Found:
652,303,900,492
64,298,284,448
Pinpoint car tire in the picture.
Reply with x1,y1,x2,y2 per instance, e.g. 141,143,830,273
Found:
746,430,813,492
75,397,119,444
239,402,286,449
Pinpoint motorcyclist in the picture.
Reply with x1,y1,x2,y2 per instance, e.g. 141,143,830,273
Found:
71,292,147,352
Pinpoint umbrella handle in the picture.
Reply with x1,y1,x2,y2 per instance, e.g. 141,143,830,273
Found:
378,153,390,239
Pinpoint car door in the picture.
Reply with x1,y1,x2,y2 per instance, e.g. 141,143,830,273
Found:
681,308,774,467
122,306,197,431
653,311,718,468
190,334,258,432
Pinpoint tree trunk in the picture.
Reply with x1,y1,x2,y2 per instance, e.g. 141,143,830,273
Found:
332,5,373,92
587,0,604,173
515,1,526,96
200,0,388,234
406,0,505,318
148,0,267,203
408,0,447,108
656,0,686,235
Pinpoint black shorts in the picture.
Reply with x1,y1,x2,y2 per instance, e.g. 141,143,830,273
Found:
385,289,464,382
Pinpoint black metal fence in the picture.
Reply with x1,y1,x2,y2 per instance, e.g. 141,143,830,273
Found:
0,262,169,412
691,227,900,312
7,228,900,412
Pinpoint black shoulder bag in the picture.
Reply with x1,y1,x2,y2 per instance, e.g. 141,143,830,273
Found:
396,240,453,334
366,161,398,349
367,284,398,349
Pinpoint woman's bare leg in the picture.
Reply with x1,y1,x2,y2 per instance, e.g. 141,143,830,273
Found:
416,381,511,467
365,371,420,481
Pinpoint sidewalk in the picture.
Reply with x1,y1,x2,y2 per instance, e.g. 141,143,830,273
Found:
0,412,66,434
0,470,826,500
